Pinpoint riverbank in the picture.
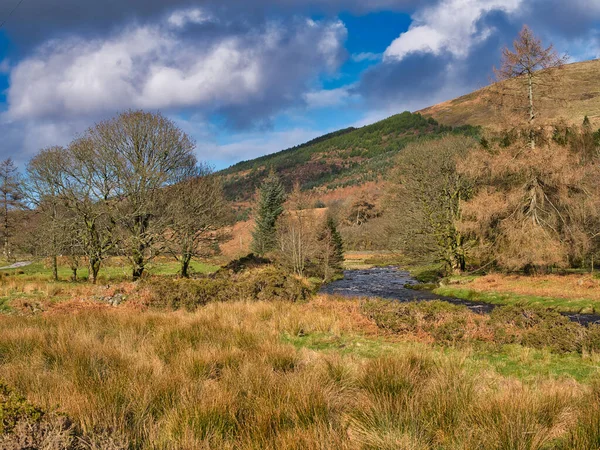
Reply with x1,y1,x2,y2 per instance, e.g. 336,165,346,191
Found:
435,273,600,315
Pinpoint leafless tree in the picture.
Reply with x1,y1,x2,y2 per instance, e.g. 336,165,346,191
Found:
86,110,197,280
25,148,70,281
0,158,25,261
387,136,476,273
493,25,567,148
161,165,230,277
276,184,317,277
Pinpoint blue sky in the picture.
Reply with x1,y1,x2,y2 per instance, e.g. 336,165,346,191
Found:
0,0,598,169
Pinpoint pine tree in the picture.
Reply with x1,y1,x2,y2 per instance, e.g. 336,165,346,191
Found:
317,216,344,281
251,171,286,256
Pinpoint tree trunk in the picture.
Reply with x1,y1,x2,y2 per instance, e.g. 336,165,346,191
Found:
89,258,101,284
52,254,58,282
131,215,150,281
180,253,191,278
528,71,535,149
132,250,145,281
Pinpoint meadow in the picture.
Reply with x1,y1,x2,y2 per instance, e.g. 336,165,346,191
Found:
2,260,600,448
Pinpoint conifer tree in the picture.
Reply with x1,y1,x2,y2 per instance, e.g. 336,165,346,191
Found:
317,215,344,281
251,171,286,255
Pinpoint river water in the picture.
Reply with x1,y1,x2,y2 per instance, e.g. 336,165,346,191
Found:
320,267,600,325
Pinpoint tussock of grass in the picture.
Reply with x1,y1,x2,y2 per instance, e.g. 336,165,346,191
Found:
1,298,600,448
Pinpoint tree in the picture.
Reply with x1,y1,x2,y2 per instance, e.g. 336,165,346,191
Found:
275,183,315,276
162,165,230,278
25,148,68,281
87,110,197,280
0,159,24,261
494,25,567,148
387,136,476,273
459,130,600,272
252,171,286,256
316,215,344,281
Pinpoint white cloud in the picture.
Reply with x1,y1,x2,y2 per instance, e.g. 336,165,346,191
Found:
384,0,522,61
6,14,347,121
351,52,382,63
167,8,212,28
303,87,356,109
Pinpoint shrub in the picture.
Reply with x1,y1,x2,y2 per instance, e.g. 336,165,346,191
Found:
489,305,585,353
145,266,312,311
360,300,598,354
360,299,476,345
0,383,44,435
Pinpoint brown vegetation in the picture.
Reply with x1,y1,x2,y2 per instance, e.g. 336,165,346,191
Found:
2,297,600,448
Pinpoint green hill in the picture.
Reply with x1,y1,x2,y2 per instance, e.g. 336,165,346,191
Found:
221,112,479,200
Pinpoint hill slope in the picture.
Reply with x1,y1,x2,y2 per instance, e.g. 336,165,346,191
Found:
418,59,600,127
221,59,599,201
221,112,479,201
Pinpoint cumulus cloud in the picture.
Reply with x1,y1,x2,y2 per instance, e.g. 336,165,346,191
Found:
359,0,600,113
6,15,347,126
384,0,522,61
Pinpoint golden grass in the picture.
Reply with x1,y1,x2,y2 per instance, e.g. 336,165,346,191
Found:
419,59,600,128
463,274,600,302
1,296,600,448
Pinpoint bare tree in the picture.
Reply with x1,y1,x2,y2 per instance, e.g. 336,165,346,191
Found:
26,147,69,281
494,25,567,148
161,165,230,278
276,184,316,277
0,158,25,261
87,110,197,280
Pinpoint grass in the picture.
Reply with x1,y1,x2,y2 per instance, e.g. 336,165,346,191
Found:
419,59,600,128
0,258,219,283
2,295,600,447
435,286,600,314
435,272,600,314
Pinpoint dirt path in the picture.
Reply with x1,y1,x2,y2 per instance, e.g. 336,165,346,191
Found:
0,261,32,270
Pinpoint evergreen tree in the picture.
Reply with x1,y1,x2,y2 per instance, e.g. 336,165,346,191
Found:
251,171,286,255
317,215,344,281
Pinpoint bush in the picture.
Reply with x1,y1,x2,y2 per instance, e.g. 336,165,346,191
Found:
489,305,585,353
360,300,599,354
145,266,312,311
360,300,475,345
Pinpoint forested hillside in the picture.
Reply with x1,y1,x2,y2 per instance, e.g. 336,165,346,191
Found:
221,112,479,200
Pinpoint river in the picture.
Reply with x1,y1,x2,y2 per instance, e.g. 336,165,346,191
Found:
320,266,600,325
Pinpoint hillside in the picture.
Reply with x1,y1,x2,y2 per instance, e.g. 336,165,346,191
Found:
221,112,479,201
418,59,600,127
221,59,599,202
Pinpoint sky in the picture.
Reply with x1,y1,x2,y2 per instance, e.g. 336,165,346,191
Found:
0,0,598,169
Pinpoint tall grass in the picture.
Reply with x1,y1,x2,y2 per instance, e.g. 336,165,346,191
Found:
0,299,599,448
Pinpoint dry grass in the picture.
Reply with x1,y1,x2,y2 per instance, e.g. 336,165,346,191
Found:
419,59,600,128
466,274,600,302
1,296,600,448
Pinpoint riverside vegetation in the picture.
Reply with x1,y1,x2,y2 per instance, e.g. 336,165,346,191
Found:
4,283,600,449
